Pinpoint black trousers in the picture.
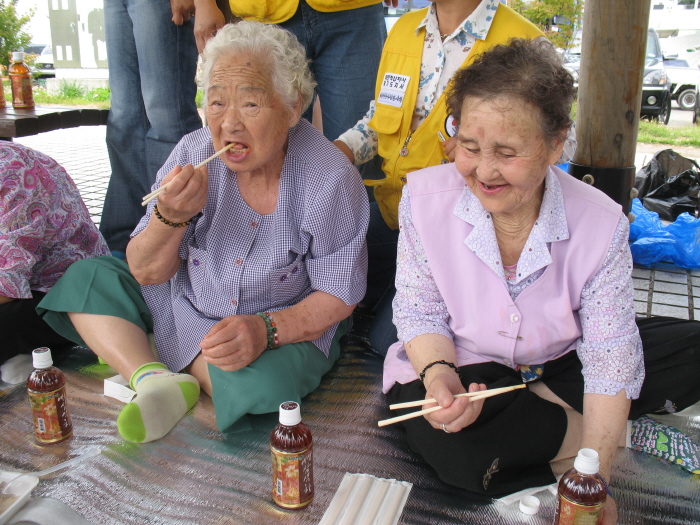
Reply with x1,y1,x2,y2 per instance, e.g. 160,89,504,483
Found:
387,316,700,497
0,292,72,364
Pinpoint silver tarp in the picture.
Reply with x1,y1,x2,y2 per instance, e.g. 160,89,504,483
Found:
1,345,699,524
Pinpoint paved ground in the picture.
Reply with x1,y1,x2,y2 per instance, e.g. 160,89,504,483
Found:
13,124,700,321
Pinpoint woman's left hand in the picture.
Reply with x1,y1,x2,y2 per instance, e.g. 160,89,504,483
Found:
199,314,268,371
602,495,618,525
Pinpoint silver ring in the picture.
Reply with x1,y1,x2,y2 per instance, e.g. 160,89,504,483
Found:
442,423,451,434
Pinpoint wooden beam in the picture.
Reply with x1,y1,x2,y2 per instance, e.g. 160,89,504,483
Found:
570,0,652,212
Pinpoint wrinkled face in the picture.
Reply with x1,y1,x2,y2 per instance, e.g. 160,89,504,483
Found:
205,53,300,176
454,96,563,217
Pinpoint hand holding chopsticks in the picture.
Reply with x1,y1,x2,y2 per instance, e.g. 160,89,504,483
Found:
141,143,234,206
377,384,525,427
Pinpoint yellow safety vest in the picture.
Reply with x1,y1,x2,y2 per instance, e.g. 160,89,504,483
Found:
367,5,543,230
230,0,381,23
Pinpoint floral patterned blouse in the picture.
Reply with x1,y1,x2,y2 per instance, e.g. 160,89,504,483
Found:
338,1,576,165
391,169,645,398
0,142,110,299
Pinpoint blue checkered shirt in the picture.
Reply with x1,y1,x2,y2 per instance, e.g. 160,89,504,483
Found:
133,120,369,372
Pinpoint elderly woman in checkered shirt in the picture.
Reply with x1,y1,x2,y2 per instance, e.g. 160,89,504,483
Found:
38,21,369,442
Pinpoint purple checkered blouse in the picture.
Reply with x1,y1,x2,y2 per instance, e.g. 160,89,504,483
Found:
133,120,369,372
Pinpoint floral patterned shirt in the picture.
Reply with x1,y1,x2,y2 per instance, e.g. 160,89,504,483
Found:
338,2,576,166
337,1,495,162
0,142,109,299
392,168,645,398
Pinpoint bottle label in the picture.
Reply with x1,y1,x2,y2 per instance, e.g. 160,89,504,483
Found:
28,386,72,444
271,445,313,508
11,75,34,108
557,494,605,525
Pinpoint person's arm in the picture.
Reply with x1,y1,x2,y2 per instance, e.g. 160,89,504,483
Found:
192,0,226,53
334,101,379,166
127,163,208,285
393,192,487,430
170,0,196,25
576,215,643,525
0,296,16,304
200,290,354,371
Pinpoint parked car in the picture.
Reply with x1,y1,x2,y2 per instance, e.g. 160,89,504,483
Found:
32,45,55,78
563,28,672,124
664,58,699,110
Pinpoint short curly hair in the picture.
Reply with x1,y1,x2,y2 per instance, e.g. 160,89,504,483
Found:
446,38,575,148
199,21,316,113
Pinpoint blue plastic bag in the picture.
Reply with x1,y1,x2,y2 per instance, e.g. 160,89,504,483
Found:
629,198,700,268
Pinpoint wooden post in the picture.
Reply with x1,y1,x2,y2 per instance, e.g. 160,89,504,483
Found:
568,0,653,214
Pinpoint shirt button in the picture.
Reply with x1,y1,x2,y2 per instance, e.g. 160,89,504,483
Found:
250,220,258,228
235,258,243,266
192,259,200,266
504,359,513,367
231,299,237,306
510,314,519,323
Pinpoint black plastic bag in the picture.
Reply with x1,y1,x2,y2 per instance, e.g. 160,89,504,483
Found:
633,149,700,222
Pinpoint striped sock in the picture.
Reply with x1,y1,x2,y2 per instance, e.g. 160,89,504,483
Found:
116,363,200,443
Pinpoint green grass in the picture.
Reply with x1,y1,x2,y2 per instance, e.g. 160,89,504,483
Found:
2,79,110,109
637,119,700,147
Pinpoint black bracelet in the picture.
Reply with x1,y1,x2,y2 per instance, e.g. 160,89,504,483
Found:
154,205,193,228
419,360,458,382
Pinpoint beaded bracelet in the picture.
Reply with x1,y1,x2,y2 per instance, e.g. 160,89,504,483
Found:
154,205,193,228
256,312,280,350
419,360,458,382
600,476,613,497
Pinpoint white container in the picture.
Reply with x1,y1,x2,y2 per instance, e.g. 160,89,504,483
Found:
0,475,39,525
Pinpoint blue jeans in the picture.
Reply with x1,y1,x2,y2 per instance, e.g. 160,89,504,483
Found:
281,0,386,142
100,0,202,252
365,202,399,356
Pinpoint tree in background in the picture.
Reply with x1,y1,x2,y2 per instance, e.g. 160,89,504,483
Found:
0,0,33,72
510,0,583,49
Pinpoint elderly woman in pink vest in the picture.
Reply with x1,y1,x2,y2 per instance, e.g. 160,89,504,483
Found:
383,39,700,521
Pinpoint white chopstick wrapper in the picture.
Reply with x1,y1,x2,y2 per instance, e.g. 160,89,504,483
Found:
104,374,136,403
319,473,412,525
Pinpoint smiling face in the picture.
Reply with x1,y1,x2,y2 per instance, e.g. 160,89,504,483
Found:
205,53,301,178
454,96,564,219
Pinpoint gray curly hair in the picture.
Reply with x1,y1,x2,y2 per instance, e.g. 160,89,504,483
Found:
199,21,316,113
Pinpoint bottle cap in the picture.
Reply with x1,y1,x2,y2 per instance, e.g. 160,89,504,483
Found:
574,448,600,475
279,401,301,426
12,51,24,62
32,347,53,369
519,495,540,515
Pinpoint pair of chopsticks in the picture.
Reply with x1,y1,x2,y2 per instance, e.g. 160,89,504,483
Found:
141,143,234,206
377,384,525,427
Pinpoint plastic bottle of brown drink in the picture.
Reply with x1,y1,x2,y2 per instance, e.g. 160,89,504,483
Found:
270,401,313,509
27,347,73,445
9,51,35,109
554,448,607,525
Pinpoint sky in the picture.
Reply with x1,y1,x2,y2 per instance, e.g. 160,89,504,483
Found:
16,0,52,46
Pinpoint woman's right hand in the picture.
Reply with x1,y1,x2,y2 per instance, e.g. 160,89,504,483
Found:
155,164,208,224
423,370,486,433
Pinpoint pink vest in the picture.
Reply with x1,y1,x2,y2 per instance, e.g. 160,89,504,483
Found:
383,164,622,392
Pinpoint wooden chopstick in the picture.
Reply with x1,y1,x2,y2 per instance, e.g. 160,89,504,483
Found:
378,384,526,428
141,143,234,206
388,384,526,410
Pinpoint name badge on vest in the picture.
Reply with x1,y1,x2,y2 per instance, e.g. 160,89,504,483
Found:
378,72,410,107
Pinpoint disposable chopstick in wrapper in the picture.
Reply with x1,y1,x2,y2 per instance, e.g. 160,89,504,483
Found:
319,473,412,525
